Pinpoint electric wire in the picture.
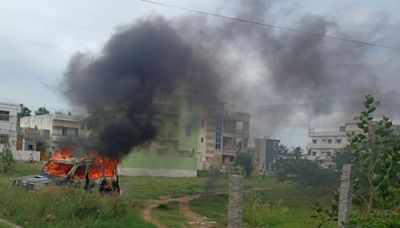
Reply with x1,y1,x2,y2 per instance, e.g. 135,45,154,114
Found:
139,0,398,51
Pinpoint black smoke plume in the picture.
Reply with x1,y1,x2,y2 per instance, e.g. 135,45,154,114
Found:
62,0,400,153
62,16,226,159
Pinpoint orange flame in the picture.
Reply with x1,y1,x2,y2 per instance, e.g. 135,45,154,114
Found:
43,147,118,179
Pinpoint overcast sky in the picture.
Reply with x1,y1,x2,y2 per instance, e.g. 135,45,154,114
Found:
1,0,399,147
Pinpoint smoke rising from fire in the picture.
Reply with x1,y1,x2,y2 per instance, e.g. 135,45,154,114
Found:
62,16,227,159
62,0,400,152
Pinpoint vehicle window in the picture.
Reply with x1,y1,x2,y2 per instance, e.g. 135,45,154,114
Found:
73,165,86,179
88,164,102,179
43,161,73,177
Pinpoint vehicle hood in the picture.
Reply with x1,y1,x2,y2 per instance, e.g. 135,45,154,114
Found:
14,174,53,185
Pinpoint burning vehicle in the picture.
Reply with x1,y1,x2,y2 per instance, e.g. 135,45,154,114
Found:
12,149,120,194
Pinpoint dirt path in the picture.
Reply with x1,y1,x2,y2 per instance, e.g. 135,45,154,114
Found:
141,194,217,228
0,218,22,228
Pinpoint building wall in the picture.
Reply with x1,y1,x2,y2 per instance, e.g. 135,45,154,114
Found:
177,95,200,152
0,102,20,152
120,95,199,176
20,113,82,153
306,121,361,167
254,138,280,173
119,153,196,177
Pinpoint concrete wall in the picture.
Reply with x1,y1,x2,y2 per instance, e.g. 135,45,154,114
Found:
20,113,82,151
178,95,200,152
20,115,53,131
119,167,196,177
120,153,197,177
0,102,20,151
12,150,41,161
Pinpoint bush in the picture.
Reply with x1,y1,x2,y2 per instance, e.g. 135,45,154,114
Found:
0,145,15,173
243,192,288,227
234,153,253,176
281,158,339,190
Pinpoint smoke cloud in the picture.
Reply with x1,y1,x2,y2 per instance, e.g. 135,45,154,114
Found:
62,0,400,152
62,16,227,159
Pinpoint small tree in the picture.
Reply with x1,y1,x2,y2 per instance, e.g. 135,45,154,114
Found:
235,153,253,176
313,95,400,227
35,107,50,115
290,146,304,159
347,95,400,225
0,145,15,173
18,105,32,118
282,158,338,188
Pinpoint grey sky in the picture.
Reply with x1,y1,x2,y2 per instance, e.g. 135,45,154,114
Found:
1,0,399,147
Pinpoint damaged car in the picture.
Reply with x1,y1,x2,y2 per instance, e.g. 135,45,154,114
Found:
12,156,120,194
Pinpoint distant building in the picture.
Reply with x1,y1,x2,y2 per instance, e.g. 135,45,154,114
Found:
20,113,83,160
306,119,361,168
252,137,287,174
195,103,250,171
16,127,51,160
0,102,20,152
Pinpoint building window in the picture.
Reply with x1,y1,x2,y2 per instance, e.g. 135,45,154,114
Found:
243,139,248,148
201,119,205,127
74,128,79,136
0,110,10,121
312,151,317,156
201,137,204,143
0,135,9,144
186,125,192,137
327,152,332,156
215,114,222,150
327,139,332,144
62,127,67,136
236,121,244,130
322,139,326,142
336,139,341,144
312,139,317,144
244,121,249,130
27,144,33,150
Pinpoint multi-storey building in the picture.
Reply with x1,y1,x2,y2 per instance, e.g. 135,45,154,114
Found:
81,93,250,176
195,103,250,170
306,119,361,168
252,137,291,174
0,102,20,152
19,113,83,159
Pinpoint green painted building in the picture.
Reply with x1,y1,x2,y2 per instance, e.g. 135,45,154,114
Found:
119,94,201,177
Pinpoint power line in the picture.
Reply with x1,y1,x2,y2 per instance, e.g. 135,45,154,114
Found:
139,0,398,51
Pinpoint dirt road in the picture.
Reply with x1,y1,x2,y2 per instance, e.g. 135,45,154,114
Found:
141,194,217,228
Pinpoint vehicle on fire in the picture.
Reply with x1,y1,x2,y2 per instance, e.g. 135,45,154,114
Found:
12,156,120,194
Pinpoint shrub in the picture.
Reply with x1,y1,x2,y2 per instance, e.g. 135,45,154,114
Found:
0,145,15,173
243,192,288,227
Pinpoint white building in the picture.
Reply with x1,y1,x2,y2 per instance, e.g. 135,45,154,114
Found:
0,102,20,152
20,113,83,158
306,120,361,168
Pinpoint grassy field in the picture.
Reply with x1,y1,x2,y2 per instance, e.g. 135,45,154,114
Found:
0,162,334,227
153,202,186,228
0,162,154,228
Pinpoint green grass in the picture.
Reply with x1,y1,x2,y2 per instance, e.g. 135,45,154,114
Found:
1,162,336,227
190,177,336,228
0,162,154,228
153,202,186,227
119,176,228,199
189,194,227,227
121,154,196,170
